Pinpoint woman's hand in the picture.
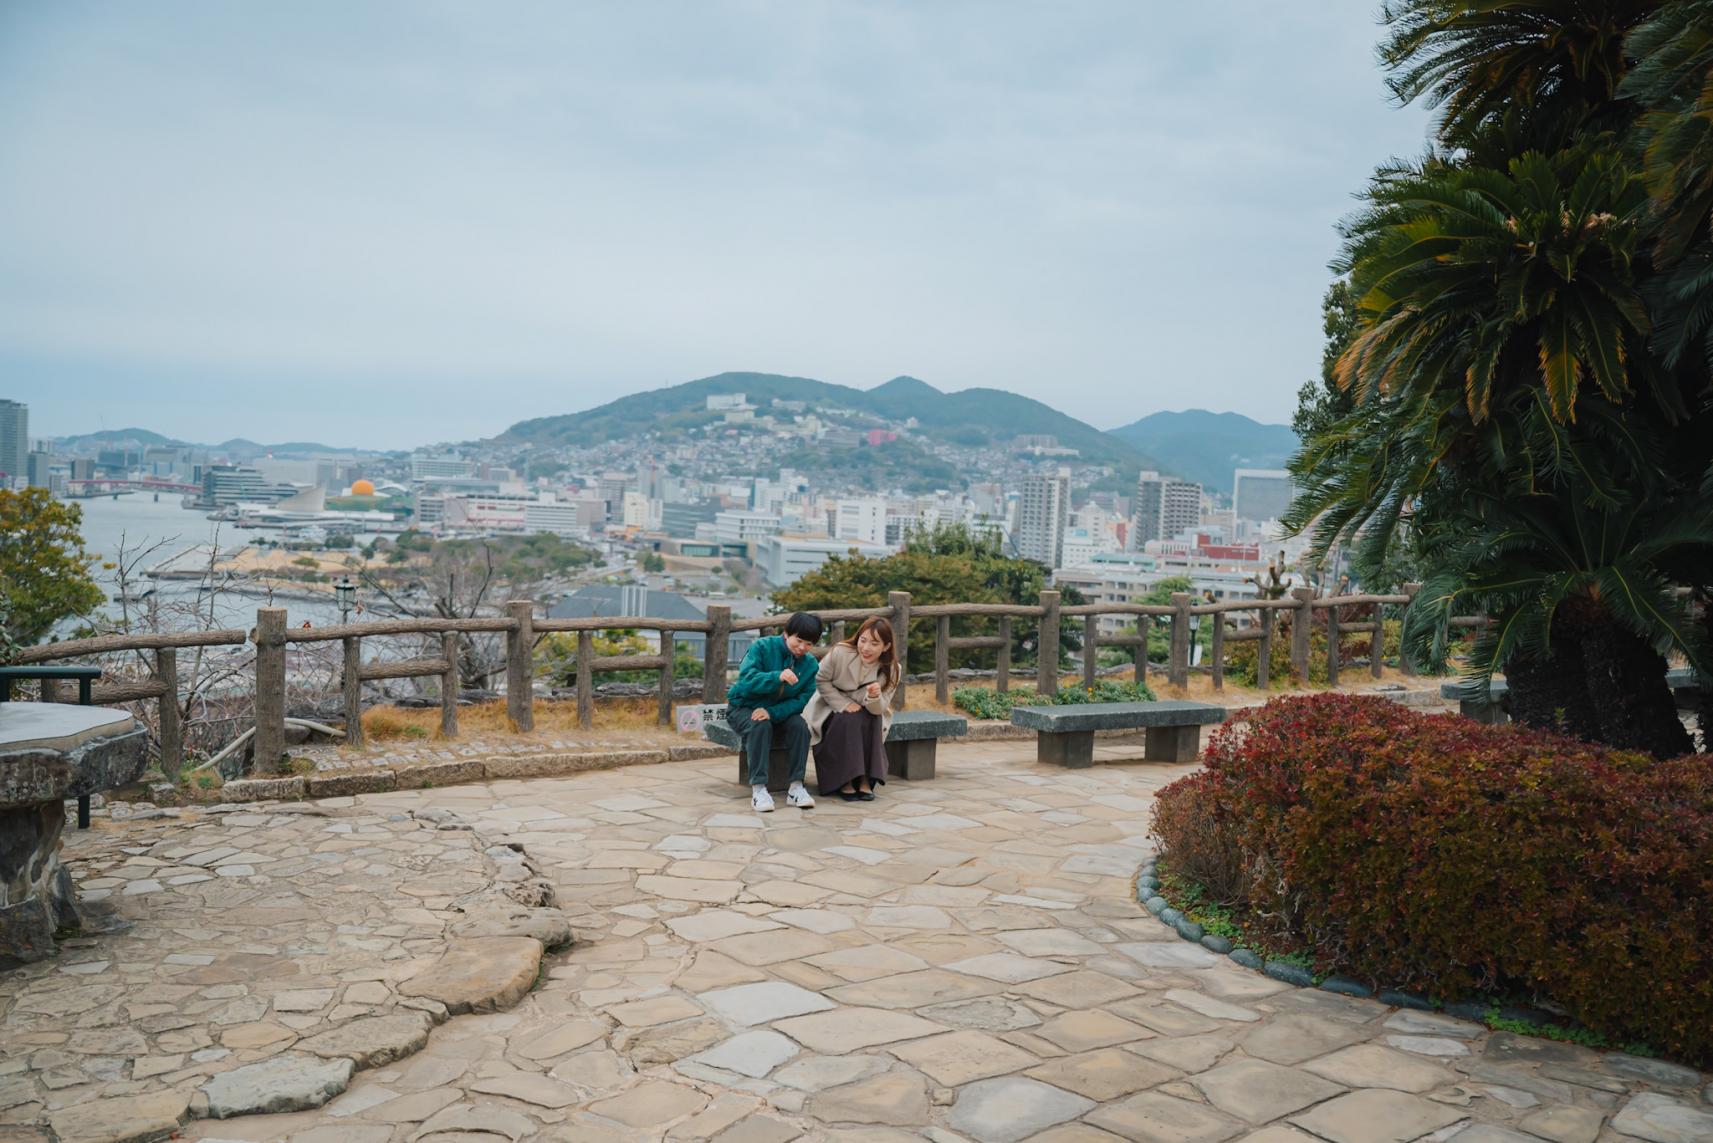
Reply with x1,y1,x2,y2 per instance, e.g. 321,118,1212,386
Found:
751,709,771,722
866,682,881,700
779,668,799,686
844,702,863,713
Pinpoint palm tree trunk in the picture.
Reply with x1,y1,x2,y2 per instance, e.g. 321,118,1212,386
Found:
1507,607,1692,759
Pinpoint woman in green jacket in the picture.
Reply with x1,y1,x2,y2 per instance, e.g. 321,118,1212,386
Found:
724,612,824,812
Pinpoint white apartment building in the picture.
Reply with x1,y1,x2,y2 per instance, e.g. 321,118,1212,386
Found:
410,455,477,481
622,491,663,531
1016,470,1071,568
441,492,591,537
756,536,889,588
1133,471,1202,547
835,497,888,546
713,510,783,546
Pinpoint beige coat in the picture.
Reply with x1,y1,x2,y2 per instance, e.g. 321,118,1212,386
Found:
804,643,895,747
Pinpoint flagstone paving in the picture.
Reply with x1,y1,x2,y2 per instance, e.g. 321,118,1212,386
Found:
3,737,1711,1142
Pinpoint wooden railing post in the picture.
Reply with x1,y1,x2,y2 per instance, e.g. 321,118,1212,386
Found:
1369,608,1385,679
658,631,675,727
506,600,535,732
1037,590,1061,696
155,647,182,781
704,605,731,702
996,615,1012,693
935,615,951,705
1399,584,1421,676
441,632,459,739
1290,588,1314,681
1209,616,1225,692
343,636,364,748
1326,605,1341,687
890,591,911,710
253,607,287,775
576,630,594,728
1168,593,1193,687
1257,607,1273,690
1082,615,1098,692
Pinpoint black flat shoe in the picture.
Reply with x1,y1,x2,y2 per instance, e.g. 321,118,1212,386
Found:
858,790,876,801
838,790,863,802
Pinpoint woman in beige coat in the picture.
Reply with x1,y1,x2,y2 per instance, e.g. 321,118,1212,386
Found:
804,617,899,801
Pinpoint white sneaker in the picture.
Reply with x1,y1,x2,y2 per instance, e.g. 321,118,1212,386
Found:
786,783,815,809
751,785,775,813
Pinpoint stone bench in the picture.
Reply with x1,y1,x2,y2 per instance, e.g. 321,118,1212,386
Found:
1443,667,1700,724
1010,700,1227,768
703,708,968,790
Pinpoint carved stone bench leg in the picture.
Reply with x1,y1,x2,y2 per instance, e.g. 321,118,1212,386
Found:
887,738,936,781
1038,731,1094,769
1144,724,1201,762
736,746,796,792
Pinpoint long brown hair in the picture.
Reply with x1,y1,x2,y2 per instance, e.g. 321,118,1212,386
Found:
842,616,901,690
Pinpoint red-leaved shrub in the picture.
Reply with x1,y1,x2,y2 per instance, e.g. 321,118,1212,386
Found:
1151,693,1713,1064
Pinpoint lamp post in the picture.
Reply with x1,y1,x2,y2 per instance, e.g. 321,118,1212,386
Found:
335,577,355,626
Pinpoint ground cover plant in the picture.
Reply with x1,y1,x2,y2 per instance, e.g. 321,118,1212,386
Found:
1151,693,1713,1065
951,678,1155,721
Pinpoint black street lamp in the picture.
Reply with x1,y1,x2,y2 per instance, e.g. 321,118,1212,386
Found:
335,577,356,625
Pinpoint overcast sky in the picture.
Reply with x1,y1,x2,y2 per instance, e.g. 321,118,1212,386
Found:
0,2,1432,450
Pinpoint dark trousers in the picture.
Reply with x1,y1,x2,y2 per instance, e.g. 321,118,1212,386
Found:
728,707,809,786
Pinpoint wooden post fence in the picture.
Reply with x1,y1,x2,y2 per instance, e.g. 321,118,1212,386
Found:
1168,592,1193,687
996,615,1012,692
703,604,732,702
253,607,287,774
1037,590,1060,697
1290,588,1314,681
659,631,675,727
1326,604,1341,687
342,636,364,748
506,600,534,732
576,630,594,728
1209,617,1225,691
890,591,911,710
935,615,952,705
1399,583,1421,676
440,632,460,738
1257,607,1273,690
155,648,182,781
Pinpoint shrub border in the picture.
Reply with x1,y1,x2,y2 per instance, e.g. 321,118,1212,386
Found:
1135,857,1545,1026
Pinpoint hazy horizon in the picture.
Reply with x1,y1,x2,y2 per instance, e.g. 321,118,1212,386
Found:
1,2,1432,448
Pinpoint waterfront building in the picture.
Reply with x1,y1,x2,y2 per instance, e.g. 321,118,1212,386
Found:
409,454,477,481
712,510,782,546
755,535,888,587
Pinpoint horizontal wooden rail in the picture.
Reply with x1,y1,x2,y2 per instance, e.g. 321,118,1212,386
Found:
357,657,452,681
1059,602,1174,617
1190,598,1301,615
92,679,172,703
911,603,1045,618
284,617,517,644
536,617,713,634
13,629,249,663
588,654,668,673
1311,594,1411,608
945,636,1008,651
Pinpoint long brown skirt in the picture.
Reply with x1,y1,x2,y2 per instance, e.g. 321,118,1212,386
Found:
813,710,889,795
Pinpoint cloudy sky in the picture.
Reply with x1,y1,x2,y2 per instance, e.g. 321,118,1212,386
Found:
0,2,1432,450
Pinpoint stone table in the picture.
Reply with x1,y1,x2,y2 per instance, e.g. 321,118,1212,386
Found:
0,701,148,963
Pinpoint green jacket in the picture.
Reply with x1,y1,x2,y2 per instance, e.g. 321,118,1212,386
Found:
727,635,819,721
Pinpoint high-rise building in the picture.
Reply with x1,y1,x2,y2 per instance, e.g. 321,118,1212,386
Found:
0,400,30,484
1017,470,1070,568
1232,468,1294,524
26,450,54,489
1133,471,1202,547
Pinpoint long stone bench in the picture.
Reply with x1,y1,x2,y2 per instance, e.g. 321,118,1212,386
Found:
1010,701,1227,768
702,708,969,790
1442,667,1701,724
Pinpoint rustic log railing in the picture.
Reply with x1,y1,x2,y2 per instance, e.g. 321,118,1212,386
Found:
13,583,1474,776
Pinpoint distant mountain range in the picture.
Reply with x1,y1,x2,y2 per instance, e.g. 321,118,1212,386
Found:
500,371,1148,467
50,429,378,458
1109,409,1298,494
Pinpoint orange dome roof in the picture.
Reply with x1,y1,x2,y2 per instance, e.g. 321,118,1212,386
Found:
351,479,376,496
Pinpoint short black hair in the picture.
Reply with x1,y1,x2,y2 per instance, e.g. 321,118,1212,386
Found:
784,612,825,641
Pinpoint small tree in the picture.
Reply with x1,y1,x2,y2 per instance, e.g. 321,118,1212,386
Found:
0,488,105,645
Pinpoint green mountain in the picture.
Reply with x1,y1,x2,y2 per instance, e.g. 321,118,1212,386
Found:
500,371,1146,466
1108,410,1298,494
53,428,185,448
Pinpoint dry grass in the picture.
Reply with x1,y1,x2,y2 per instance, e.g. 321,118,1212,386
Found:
357,697,682,744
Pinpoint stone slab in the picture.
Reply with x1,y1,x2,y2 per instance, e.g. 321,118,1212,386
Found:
1009,700,1226,732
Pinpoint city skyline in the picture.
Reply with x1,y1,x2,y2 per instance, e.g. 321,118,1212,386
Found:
0,3,1431,448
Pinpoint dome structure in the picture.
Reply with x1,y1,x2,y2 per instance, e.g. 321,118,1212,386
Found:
350,479,376,496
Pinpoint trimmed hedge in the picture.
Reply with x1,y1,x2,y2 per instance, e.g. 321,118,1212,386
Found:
1152,693,1713,1064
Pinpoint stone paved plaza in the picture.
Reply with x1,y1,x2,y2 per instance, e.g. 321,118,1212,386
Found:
4,738,1712,1143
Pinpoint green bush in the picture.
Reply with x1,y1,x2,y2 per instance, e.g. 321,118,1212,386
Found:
952,677,1156,720
1152,693,1713,1065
